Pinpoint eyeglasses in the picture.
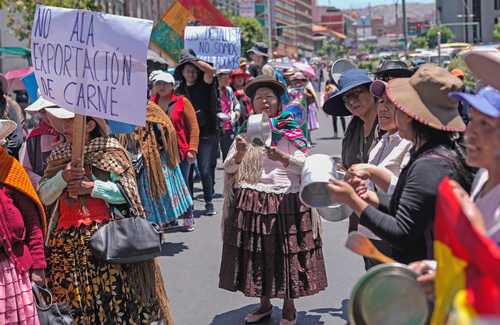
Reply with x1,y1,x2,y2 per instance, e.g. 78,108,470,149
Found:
342,87,368,104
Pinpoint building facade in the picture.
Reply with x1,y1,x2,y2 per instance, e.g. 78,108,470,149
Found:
255,0,314,58
312,5,345,35
436,0,500,43
211,0,239,16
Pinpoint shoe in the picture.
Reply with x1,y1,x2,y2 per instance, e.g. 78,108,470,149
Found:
205,203,217,216
183,217,195,232
279,313,297,325
244,307,273,324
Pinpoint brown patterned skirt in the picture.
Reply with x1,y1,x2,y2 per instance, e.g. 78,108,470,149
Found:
219,188,328,299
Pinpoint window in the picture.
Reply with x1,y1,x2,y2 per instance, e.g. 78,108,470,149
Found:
496,0,500,10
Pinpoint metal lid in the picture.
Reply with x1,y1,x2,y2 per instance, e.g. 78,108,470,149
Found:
349,263,429,325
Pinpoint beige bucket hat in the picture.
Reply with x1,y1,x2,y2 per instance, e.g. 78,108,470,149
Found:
464,50,500,90
385,64,466,132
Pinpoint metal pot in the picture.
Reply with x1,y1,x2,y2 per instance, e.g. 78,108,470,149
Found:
349,263,430,325
318,204,352,222
300,154,345,208
246,113,271,147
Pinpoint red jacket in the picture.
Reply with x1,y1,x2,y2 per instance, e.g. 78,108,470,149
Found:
0,186,46,272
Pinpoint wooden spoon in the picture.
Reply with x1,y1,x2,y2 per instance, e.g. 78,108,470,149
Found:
345,231,396,264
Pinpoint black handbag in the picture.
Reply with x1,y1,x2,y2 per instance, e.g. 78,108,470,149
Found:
32,284,73,325
89,184,162,264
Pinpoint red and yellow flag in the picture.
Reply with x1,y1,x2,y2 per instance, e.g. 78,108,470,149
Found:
150,0,232,63
432,178,500,325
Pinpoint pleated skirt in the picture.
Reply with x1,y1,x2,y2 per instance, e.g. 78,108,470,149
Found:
219,188,328,299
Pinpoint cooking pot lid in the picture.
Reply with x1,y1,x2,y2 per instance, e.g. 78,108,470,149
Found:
349,263,429,325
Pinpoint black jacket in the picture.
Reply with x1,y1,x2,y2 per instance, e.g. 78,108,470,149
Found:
360,142,473,264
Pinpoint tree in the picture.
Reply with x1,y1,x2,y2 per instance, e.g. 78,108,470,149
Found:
410,36,428,50
6,0,101,42
229,16,265,56
425,26,455,48
494,21,500,41
318,41,349,60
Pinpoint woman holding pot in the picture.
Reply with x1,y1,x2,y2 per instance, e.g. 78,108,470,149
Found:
323,69,379,233
38,109,172,324
219,75,327,325
328,64,473,264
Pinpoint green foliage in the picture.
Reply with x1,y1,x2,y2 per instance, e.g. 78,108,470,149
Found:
448,57,476,90
425,26,455,48
358,59,380,73
318,41,349,60
410,36,428,50
6,0,101,42
229,16,265,56
494,21,500,41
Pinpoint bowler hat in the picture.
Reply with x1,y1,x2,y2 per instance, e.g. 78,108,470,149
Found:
323,69,372,116
245,75,285,99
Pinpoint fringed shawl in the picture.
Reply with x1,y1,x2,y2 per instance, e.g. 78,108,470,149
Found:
0,147,47,234
134,101,180,199
41,136,172,323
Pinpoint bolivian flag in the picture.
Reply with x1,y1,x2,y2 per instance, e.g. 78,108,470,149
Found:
150,0,232,63
432,177,500,325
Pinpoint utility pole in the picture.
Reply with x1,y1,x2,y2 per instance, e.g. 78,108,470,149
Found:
402,0,408,58
267,0,273,59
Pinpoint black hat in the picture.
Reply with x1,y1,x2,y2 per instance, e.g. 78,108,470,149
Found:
375,60,414,79
247,42,270,57
245,75,285,99
174,48,200,80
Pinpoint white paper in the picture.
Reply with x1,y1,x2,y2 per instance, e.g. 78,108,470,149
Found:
31,5,153,126
184,26,241,70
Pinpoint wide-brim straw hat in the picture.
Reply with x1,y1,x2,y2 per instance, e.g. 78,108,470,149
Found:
464,50,500,90
0,120,17,141
245,75,285,99
385,64,466,132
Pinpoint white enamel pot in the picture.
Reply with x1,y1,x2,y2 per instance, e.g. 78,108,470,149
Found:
246,113,272,147
300,154,346,209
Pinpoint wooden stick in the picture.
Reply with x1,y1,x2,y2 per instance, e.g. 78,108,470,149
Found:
69,114,86,199
345,231,396,264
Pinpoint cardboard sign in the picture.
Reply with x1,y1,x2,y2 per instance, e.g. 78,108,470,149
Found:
31,5,153,126
184,26,241,70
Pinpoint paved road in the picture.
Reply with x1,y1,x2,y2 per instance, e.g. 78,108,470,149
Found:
159,111,364,325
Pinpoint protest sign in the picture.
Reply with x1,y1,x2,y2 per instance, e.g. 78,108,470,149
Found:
31,5,153,126
184,26,241,70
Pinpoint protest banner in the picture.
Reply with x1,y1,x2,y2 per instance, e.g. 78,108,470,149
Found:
31,5,153,126
184,26,241,70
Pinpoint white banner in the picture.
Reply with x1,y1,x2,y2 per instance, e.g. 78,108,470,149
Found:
239,0,255,17
31,5,153,126
184,26,241,70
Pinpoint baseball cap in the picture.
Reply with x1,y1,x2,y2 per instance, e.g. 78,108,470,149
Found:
449,86,500,118
149,70,175,84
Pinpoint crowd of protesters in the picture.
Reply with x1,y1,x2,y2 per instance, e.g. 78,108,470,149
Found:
0,34,499,325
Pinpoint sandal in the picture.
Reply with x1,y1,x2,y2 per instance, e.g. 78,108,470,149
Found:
244,306,273,324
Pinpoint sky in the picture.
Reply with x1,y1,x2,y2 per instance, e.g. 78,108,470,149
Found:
317,0,435,9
